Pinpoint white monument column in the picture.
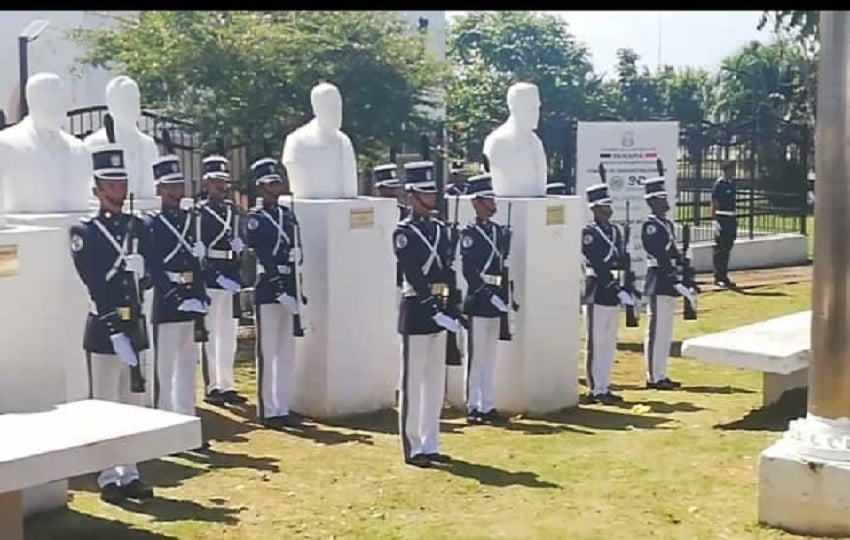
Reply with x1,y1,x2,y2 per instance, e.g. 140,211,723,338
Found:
757,11,850,536
446,82,581,414
281,82,397,418
0,73,79,517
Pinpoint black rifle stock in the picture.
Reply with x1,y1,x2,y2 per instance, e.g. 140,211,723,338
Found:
681,224,698,321
621,201,640,328
290,194,307,337
443,191,464,366
498,202,518,341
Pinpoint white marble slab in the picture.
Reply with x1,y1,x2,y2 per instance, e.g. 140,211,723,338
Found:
681,310,811,374
0,399,201,494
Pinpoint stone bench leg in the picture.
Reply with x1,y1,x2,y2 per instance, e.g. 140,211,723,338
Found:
763,367,809,407
0,490,23,540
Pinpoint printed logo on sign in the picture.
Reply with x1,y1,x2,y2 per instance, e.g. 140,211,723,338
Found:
621,131,635,148
608,175,625,192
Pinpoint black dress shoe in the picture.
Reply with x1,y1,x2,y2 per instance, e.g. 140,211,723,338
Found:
647,379,679,391
121,479,153,500
597,392,624,405
405,454,431,468
221,390,248,404
481,409,508,425
466,409,484,425
100,483,125,504
426,453,451,463
204,390,227,407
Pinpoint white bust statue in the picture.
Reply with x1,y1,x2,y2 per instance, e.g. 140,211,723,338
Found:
0,72,91,216
482,82,548,197
281,82,358,199
84,76,158,200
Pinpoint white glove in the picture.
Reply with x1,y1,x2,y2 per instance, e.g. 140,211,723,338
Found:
432,312,461,333
178,298,207,314
110,333,138,367
192,241,205,259
289,247,302,263
490,294,510,313
125,254,145,275
278,293,298,314
674,283,696,305
617,290,635,306
216,275,242,293
231,237,245,254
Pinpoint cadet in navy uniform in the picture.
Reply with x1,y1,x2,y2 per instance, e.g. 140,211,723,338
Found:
144,155,209,416
459,173,510,425
245,157,303,430
394,160,461,468
197,153,248,407
581,184,633,405
445,161,468,196
711,160,738,288
546,182,568,196
69,145,155,504
641,178,695,390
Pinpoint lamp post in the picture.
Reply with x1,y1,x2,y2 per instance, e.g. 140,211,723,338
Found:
18,19,50,121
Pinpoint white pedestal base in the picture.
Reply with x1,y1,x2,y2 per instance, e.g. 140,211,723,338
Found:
0,223,70,517
759,438,850,536
445,196,582,414
6,213,97,405
292,198,398,418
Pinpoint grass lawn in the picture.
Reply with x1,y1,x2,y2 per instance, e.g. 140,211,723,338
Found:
26,281,813,540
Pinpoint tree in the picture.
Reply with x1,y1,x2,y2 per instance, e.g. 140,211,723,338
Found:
758,11,818,52
446,11,602,176
72,11,444,184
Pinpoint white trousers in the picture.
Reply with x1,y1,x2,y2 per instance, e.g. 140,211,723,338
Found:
88,353,146,488
154,321,199,416
399,332,447,459
202,288,238,394
644,295,676,383
256,303,295,419
465,316,500,414
585,304,619,395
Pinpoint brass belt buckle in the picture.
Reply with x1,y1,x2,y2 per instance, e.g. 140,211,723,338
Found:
180,271,194,284
117,307,132,321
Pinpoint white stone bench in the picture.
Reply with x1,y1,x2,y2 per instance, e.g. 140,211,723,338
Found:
681,311,811,406
0,399,201,540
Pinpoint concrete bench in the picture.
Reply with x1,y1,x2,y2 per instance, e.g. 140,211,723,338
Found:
681,311,811,406
0,399,201,540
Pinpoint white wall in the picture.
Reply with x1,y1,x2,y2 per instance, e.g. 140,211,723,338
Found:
690,234,809,273
0,11,128,120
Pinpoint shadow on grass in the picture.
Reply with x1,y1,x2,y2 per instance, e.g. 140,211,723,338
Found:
109,496,242,524
26,509,180,540
196,404,258,444
731,289,790,297
179,446,280,473
714,387,807,432
503,419,595,436
524,406,674,431
280,420,376,446
608,379,756,396
440,458,562,489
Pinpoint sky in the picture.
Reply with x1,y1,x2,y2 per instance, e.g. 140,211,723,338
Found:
445,11,774,77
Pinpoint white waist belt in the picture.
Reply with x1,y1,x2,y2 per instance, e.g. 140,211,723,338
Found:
257,263,292,275
402,281,449,298
715,211,735,216
646,258,677,269
208,248,234,260
482,274,502,286
89,301,132,321
165,271,194,284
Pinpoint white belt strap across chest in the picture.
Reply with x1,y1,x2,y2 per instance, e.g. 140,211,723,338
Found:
202,204,233,248
92,218,130,281
260,208,290,257
158,213,193,264
591,224,618,263
474,224,502,280
409,223,443,275
649,215,673,251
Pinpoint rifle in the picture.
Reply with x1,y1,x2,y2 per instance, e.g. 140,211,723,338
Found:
443,188,465,366
106,114,148,393
498,202,519,341
162,129,209,343
289,193,307,337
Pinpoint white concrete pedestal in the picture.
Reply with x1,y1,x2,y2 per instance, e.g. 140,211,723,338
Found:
445,196,582,414
759,427,850,536
292,198,398,418
0,224,69,517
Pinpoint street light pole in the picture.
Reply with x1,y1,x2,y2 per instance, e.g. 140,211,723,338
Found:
17,19,50,121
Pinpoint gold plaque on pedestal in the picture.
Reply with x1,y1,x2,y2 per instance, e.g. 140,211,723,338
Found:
0,245,19,278
546,205,565,226
350,207,375,229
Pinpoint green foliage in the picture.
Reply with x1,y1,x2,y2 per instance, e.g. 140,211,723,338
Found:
72,11,444,182
759,11,818,50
